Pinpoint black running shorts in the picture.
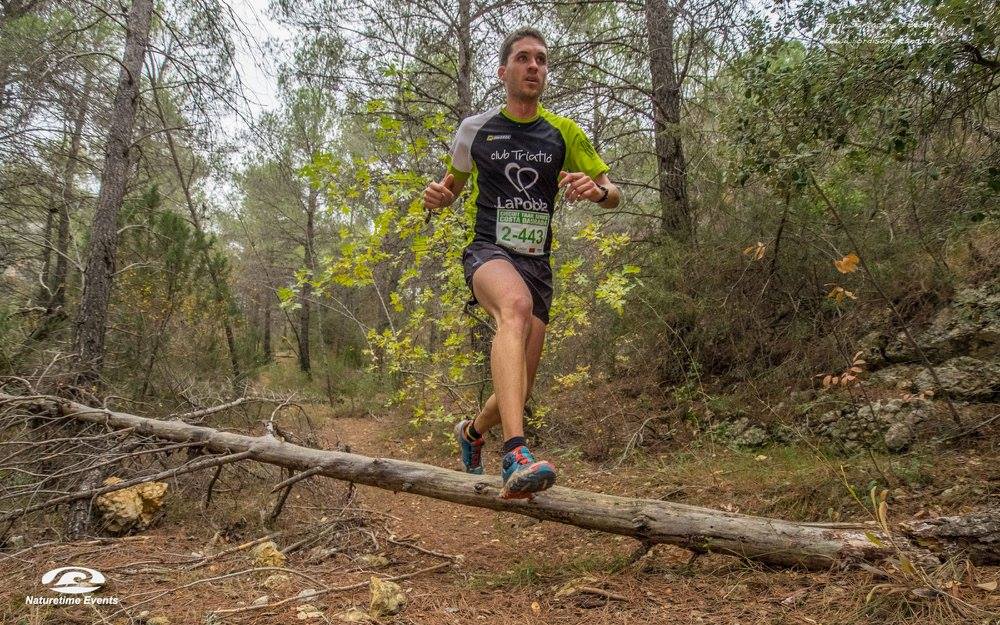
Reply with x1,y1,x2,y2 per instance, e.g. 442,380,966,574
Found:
462,240,553,324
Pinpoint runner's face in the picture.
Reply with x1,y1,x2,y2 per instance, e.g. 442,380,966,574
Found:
500,37,547,101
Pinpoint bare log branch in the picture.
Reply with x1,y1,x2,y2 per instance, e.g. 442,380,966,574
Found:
0,392,905,570
0,441,252,524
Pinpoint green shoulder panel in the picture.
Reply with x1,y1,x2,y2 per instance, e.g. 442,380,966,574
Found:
539,108,609,180
447,161,472,184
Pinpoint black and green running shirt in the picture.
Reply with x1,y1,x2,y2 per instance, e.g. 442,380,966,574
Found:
447,105,609,257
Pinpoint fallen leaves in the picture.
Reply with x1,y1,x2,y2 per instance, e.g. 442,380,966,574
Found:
826,285,857,304
743,241,766,261
833,253,860,273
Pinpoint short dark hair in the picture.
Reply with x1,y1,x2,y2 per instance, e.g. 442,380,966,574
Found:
499,28,547,65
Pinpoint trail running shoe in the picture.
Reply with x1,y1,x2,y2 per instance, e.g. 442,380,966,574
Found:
454,419,485,474
500,446,556,499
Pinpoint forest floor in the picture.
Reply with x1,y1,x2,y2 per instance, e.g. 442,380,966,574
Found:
4,396,1000,625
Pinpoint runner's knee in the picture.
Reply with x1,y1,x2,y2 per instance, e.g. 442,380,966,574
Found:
496,293,533,332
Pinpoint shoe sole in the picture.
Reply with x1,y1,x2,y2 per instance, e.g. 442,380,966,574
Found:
453,420,484,475
500,462,556,499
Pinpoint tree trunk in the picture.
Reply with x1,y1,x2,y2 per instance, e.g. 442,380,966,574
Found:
455,0,473,120
50,76,91,313
67,0,152,539
901,511,1000,565
263,302,272,362
35,203,55,306
10,393,936,571
297,188,317,374
148,63,242,386
73,0,154,384
644,0,690,241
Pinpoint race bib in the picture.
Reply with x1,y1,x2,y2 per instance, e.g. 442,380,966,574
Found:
496,209,549,256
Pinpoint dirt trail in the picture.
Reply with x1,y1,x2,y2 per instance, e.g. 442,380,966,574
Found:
1,407,910,624
315,414,831,624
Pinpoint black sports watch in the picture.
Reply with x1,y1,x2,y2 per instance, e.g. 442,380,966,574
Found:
595,183,609,203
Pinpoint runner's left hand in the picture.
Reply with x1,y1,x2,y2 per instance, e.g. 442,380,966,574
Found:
558,171,602,203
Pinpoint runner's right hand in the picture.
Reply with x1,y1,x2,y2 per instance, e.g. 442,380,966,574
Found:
423,173,455,211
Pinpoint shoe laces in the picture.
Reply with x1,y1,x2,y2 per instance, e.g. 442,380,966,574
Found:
509,446,535,467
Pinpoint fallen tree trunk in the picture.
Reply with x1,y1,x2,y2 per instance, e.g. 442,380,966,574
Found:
4,394,906,569
901,511,1000,565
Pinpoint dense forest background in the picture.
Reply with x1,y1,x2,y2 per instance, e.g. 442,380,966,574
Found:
2,0,996,418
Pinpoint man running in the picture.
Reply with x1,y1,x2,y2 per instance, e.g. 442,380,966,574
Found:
422,28,621,499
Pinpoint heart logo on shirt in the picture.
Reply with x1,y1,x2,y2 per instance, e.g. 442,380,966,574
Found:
504,163,539,196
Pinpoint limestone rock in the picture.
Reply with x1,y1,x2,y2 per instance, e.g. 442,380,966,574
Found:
357,554,390,568
296,604,324,620
95,478,168,534
296,588,319,602
885,285,1000,363
913,356,1000,400
709,417,771,449
249,541,286,567
336,608,374,622
857,330,890,368
369,576,406,617
883,402,927,452
811,398,930,453
867,364,921,391
262,574,289,590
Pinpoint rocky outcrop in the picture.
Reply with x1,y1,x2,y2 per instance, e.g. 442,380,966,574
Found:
813,398,931,452
867,284,1000,401
708,417,771,449
885,285,1000,363
913,356,1000,400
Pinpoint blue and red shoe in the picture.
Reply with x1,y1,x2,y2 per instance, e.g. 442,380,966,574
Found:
500,446,557,499
454,419,484,474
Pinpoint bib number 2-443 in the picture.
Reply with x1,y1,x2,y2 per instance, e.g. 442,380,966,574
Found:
496,209,548,256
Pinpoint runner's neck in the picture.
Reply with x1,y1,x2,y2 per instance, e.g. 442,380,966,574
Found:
502,98,541,123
